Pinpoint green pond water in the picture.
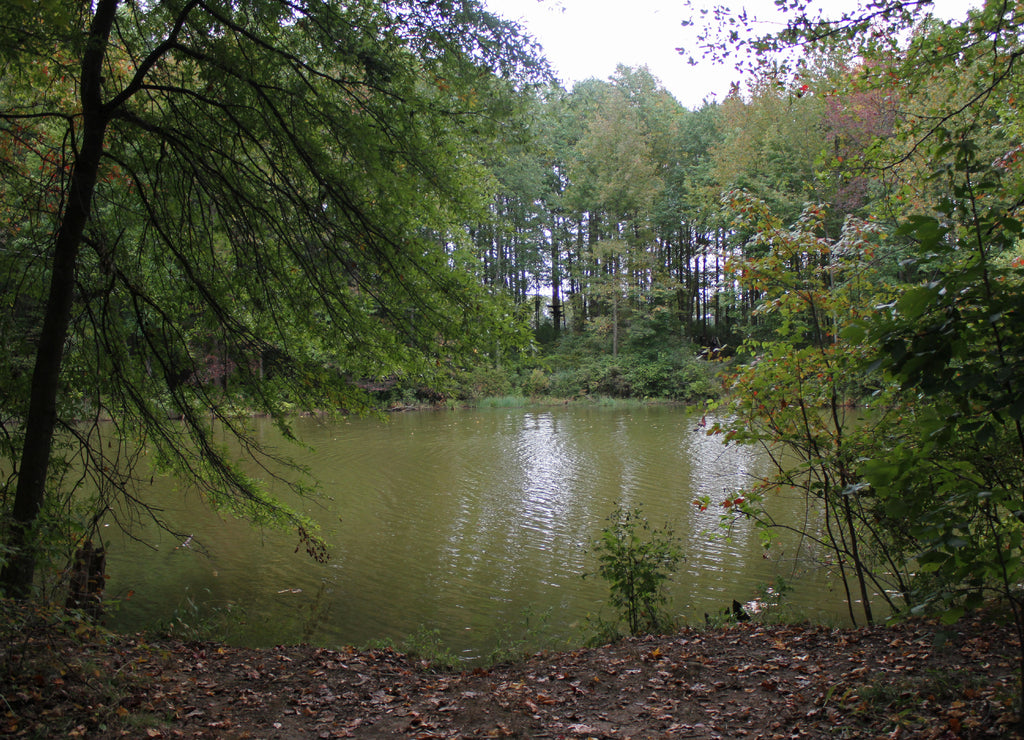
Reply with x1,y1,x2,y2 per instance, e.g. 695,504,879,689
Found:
103,405,852,660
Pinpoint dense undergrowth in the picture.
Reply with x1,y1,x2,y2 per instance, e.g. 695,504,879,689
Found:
377,336,724,409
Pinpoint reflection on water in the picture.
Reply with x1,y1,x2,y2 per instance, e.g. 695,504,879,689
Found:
105,406,845,658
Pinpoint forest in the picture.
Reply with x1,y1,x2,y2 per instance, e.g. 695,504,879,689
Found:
2,0,1024,730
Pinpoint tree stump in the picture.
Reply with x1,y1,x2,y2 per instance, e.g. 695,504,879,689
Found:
65,540,106,619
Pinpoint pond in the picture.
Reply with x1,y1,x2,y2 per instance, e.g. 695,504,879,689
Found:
104,405,849,660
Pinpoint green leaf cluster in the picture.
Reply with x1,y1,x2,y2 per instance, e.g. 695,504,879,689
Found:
0,0,546,595
863,129,1024,626
589,504,685,636
711,193,910,626
694,0,1024,717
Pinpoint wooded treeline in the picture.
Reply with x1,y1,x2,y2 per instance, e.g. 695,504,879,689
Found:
463,29,1002,373
474,70,735,349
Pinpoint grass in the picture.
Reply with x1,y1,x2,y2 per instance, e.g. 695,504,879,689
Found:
475,395,530,408
471,394,674,410
485,606,570,664
144,588,244,643
0,597,163,737
362,625,459,670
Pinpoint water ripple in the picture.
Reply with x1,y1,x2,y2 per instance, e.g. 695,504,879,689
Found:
106,407,849,657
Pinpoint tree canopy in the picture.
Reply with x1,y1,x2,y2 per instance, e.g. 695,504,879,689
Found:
0,0,546,597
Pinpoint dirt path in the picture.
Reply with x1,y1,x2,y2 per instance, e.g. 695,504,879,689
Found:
3,611,1021,738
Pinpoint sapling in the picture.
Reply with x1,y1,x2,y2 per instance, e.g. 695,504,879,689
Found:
589,505,685,636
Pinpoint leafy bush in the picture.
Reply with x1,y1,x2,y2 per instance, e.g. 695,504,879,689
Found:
542,368,572,398
453,365,512,400
363,625,459,670
399,625,459,669
622,355,715,399
538,350,716,401
588,505,685,636
149,588,244,643
520,367,550,397
593,365,631,397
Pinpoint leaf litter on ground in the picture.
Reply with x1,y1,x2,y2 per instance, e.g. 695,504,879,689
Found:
1,603,1021,739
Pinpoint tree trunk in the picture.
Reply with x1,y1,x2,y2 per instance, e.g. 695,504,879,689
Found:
611,291,619,357
843,494,875,626
0,0,117,598
550,230,562,334
65,540,107,619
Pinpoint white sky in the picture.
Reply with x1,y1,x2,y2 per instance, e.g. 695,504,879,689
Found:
483,0,982,109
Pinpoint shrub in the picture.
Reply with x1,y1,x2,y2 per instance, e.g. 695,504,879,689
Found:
520,367,550,397
589,505,685,636
454,365,512,400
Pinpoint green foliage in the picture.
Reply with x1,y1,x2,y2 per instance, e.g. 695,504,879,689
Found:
485,606,566,665
366,625,459,670
473,67,738,352
711,78,832,228
453,365,514,401
622,354,716,400
581,612,625,647
475,395,528,409
147,589,244,644
0,596,162,736
0,0,546,594
520,367,551,398
864,128,1024,630
746,577,795,625
712,194,913,626
540,346,715,401
397,625,460,670
588,504,684,636
694,0,1024,718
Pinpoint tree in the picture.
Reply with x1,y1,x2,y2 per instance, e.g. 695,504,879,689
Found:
0,0,545,598
560,69,695,349
865,127,1024,722
472,88,554,309
707,193,910,626
711,84,816,221
692,0,1024,719
654,101,730,339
